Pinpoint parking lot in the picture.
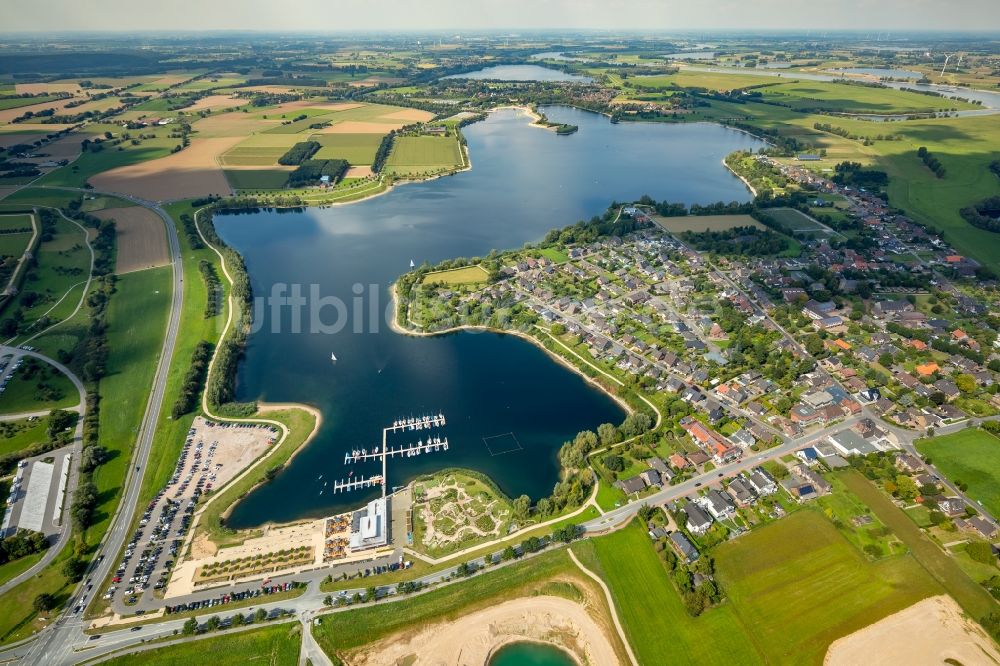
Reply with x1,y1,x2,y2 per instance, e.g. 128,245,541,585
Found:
105,418,277,611
1,446,73,539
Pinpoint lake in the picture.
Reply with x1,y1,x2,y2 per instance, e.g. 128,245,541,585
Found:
216,106,763,528
444,64,593,82
490,641,576,666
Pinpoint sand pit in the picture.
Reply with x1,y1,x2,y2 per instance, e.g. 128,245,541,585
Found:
346,595,619,666
318,120,404,134
825,595,1000,666
89,136,240,201
93,206,169,273
380,108,435,122
345,166,373,178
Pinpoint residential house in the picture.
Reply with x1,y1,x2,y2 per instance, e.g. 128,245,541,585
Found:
684,503,713,535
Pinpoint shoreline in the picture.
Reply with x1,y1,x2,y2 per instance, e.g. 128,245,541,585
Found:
389,283,633,417
723,157,758,197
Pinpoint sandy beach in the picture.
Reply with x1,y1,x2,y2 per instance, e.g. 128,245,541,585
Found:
345,595,619,666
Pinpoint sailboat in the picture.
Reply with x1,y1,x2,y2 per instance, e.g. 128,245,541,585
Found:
409,259,415,268
331,352,337,363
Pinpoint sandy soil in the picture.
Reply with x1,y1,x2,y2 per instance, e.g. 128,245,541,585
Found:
347,595,619,666
380,108,435,122
317,120,404,134
185,94,246,112
344,165,373,178
825,595,1000,666
89,136,241,201
93,206,169,273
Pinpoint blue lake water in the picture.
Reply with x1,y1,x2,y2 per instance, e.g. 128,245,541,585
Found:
215,106,763,527
444,65,593,82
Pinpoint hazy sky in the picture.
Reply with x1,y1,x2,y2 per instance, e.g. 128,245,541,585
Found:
5,0,1000,32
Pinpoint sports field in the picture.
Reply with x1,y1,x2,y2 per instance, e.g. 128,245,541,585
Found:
385,135,463,176
652,214,764,233
762,207,839,238
421,264,489,285
916,428,1000,518
715,510,940,664
100,622,301,666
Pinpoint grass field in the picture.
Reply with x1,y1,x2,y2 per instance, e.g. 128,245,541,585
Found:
384,135,463,176
0,417,47,457
652,214,764,233
223,169,290,190
0,362,78,413
218,134,297,167
310,132,383,165
88,267,171,548
572,519,761,665
916,428,1000,518
0,213,33,232
715,509,939,664
626,69,786,92
838,469,998,620
101,622,301,665
421,264,489,285
758,80,977,114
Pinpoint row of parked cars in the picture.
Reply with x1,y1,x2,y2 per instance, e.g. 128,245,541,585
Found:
164,582,298,614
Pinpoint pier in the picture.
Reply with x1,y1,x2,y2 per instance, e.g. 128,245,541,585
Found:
332,413,449,498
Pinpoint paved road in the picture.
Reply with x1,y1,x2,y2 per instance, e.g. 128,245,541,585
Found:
0,347,86,596
11,193,185,665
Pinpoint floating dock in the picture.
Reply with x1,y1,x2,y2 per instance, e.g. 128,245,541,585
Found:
332,413,449,498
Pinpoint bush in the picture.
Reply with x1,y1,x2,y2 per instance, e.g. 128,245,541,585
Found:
277,141,320,166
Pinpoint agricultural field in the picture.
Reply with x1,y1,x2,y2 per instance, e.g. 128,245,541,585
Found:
652,214,764,233
101,622,301,666
310,132,383,164
223,169,291,190
625,69,784,92
916,428,1000,518
758,80,978,114
218,133,299,167
420,264,489,285
384,135,464,176
715,510,939,664
838,470,999,620
92,206,169,274
571,519,761,665
761,207,842,239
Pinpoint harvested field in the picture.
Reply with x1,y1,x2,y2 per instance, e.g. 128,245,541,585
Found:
653,214,765,233
0,96,79,123
825,595,1000,666
191,112,271,138
25,134,81,162
186,95,246,112
345,165,373,178
93,206,169,274
0,133,45,148
380,108,435,122
14,83,80,95
89,136,239,201
316,120,405,134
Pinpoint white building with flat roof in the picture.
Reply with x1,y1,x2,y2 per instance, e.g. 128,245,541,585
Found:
349,498,388,551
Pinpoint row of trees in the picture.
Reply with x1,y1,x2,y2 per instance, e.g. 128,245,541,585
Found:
917,146,946,178
959,195,1000,234
170,341,214,419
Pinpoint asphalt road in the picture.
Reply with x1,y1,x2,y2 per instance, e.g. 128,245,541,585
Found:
9,194,185,665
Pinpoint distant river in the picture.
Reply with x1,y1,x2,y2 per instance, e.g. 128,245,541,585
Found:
443,64,593,82
216,106,763,527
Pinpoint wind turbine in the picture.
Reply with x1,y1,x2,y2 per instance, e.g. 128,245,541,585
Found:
940,54,952,77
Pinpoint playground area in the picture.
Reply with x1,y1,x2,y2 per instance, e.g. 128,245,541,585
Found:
412,471,513,557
